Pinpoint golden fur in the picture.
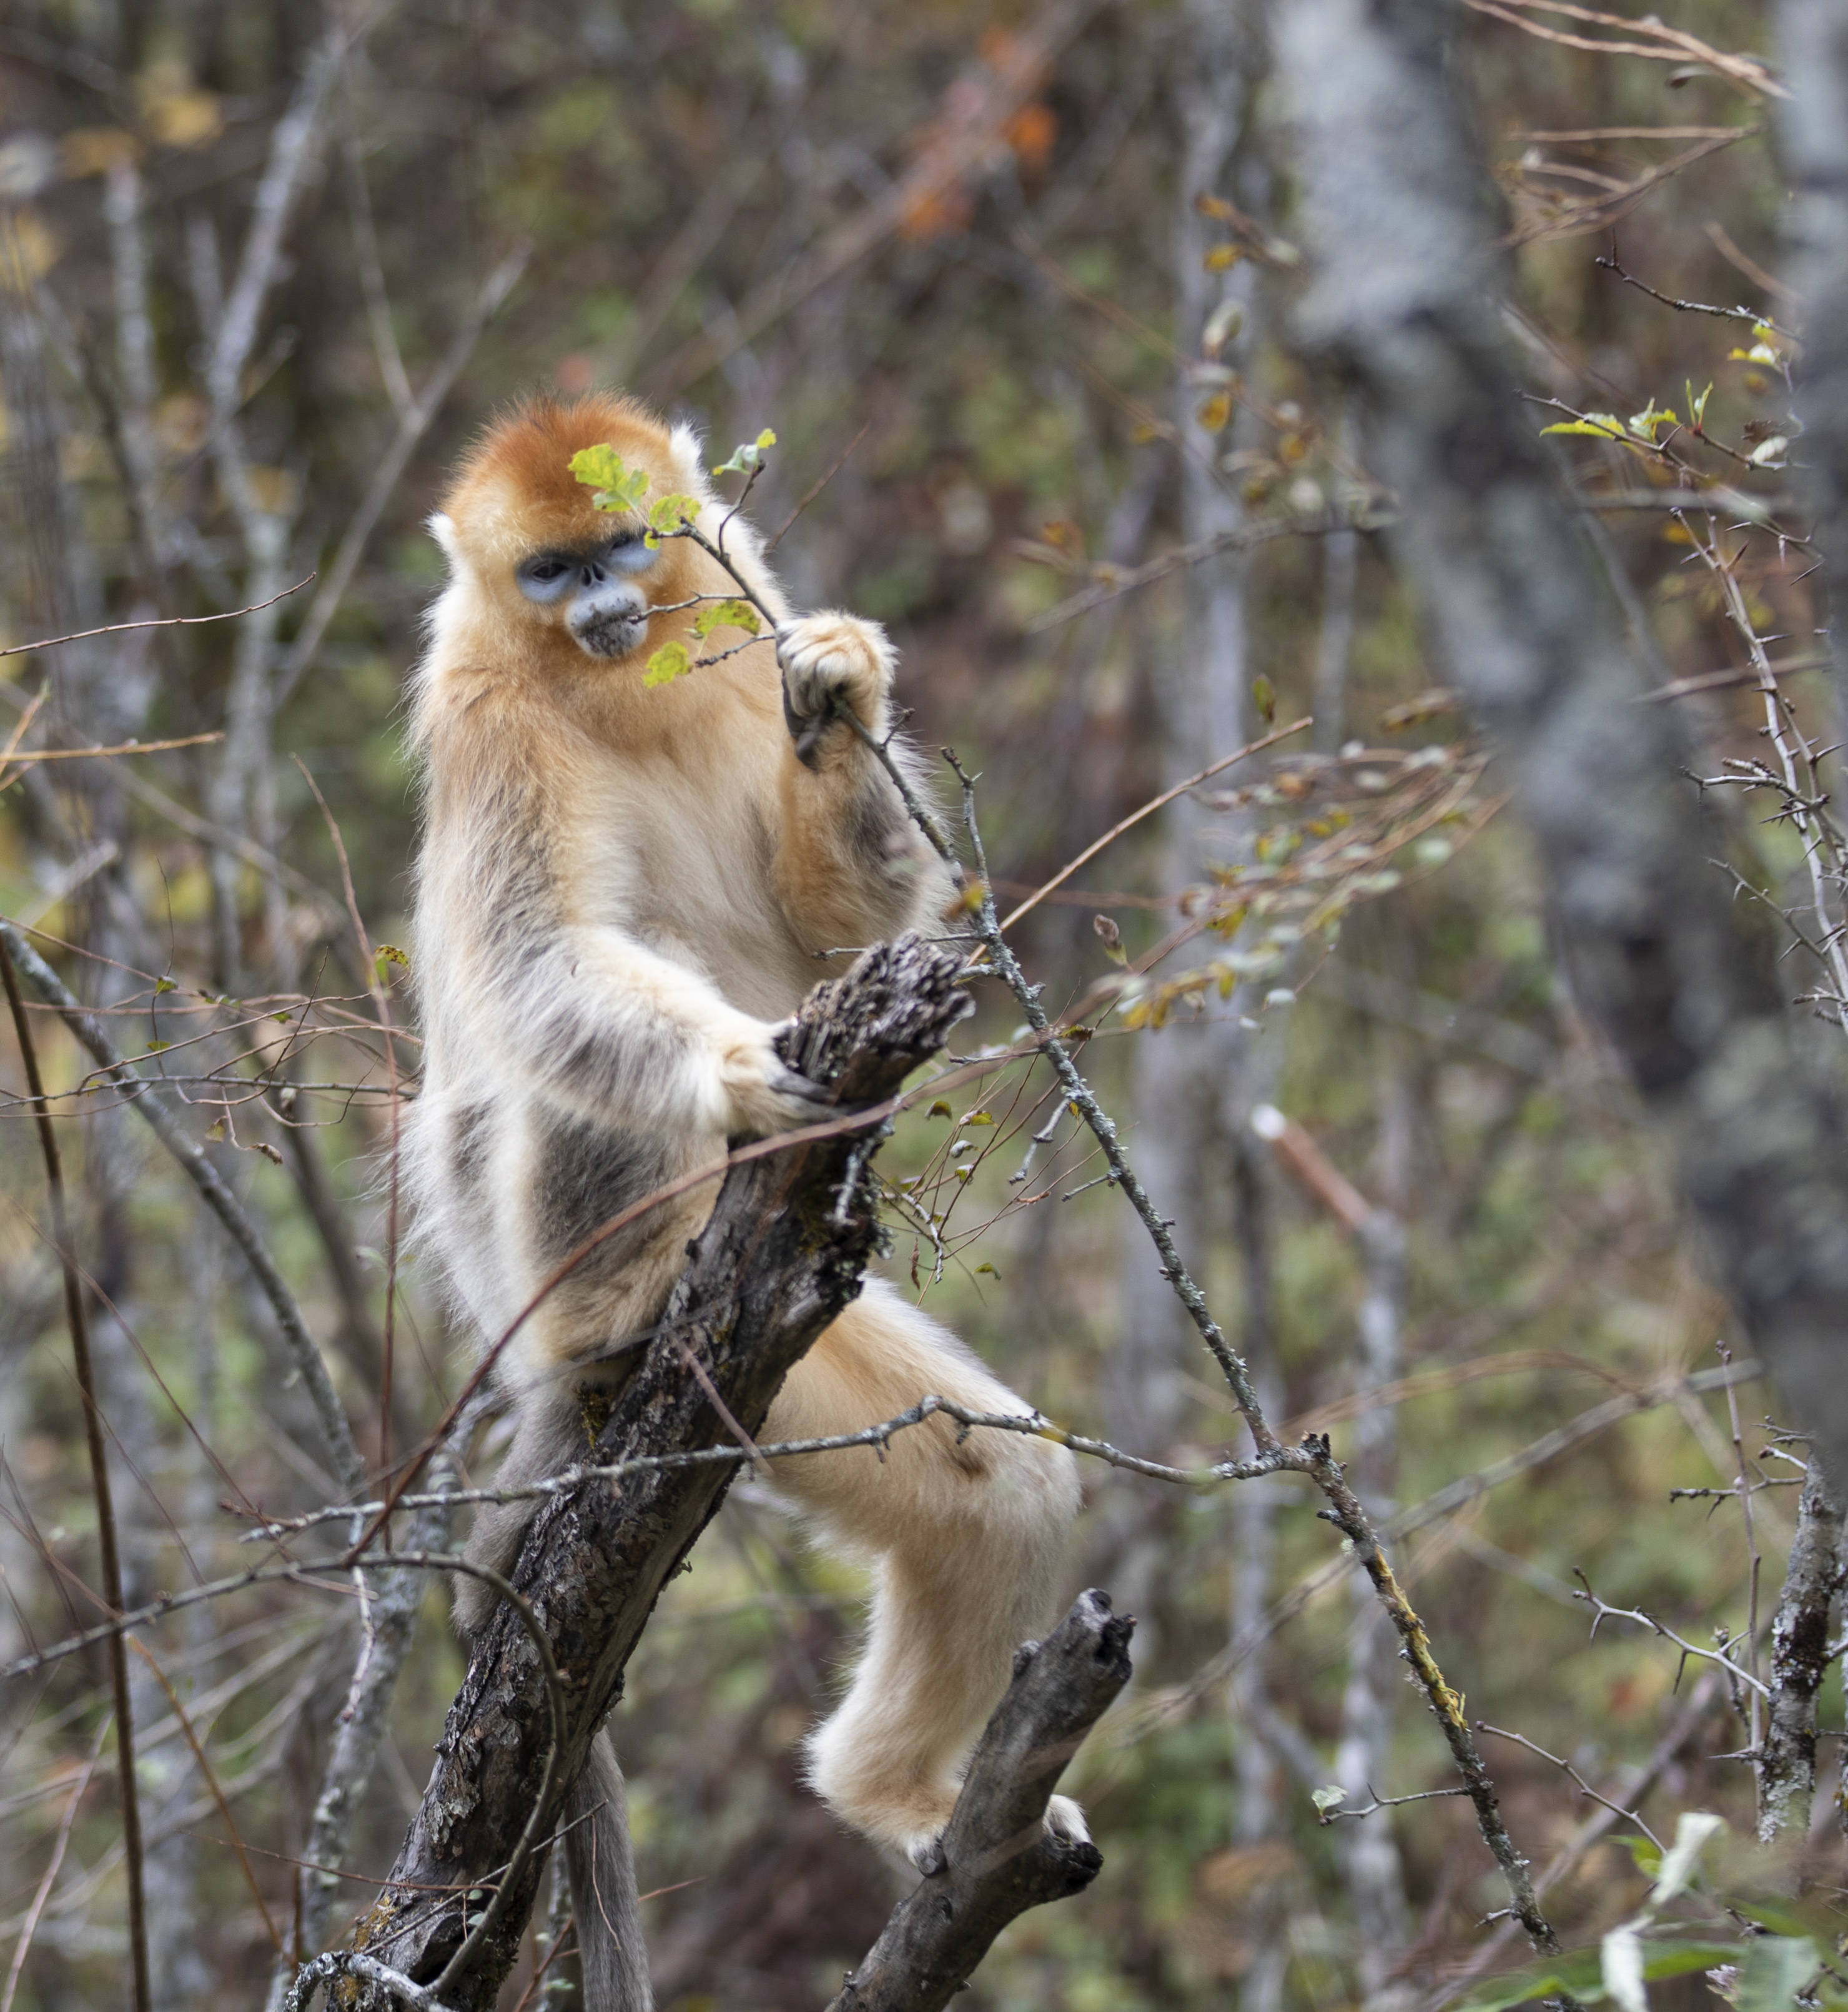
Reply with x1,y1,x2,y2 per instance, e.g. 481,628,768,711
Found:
404,394,1084,1946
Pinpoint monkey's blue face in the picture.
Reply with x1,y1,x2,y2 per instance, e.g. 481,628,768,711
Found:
516,530,658,659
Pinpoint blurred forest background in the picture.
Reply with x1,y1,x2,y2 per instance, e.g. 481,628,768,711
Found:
0,1,1831,2008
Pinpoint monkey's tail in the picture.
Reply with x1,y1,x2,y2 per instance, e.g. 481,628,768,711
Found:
563,1728,653,2011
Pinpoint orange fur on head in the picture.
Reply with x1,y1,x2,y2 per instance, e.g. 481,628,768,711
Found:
431,392,703,649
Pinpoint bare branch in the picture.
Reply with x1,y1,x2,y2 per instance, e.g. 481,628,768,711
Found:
0,919,365,1499
824,1591,1132,2012
1758,1461,1844,1840
0,937,151,2012
0,575,315,660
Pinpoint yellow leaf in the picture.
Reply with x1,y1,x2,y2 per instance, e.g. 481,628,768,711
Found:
643,641,691,687
691,598,761,639
0,211,59,286
1195,391,1233,434
61,127,141,177
147,90,221,148
1203,244,1242,272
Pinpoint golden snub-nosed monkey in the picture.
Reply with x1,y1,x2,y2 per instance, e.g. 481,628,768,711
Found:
403,392,1083,2008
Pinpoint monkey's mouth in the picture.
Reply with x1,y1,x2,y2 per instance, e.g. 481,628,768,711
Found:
570,612,646,660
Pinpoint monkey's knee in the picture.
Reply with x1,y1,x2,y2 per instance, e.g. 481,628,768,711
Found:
976,1428,1082,1562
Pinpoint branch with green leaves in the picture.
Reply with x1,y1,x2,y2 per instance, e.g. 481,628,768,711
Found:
558,428,1564,1957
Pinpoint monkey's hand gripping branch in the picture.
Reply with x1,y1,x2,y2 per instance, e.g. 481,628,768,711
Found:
334,936,999,2010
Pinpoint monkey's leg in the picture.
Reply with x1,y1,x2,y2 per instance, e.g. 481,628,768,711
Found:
761,1278,1084,1867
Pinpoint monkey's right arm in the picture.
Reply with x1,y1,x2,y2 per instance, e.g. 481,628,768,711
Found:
771,613,952,951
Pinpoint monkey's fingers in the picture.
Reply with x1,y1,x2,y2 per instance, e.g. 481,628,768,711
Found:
768,1060,831,1108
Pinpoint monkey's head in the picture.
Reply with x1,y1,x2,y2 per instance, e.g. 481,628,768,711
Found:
428,392,705,663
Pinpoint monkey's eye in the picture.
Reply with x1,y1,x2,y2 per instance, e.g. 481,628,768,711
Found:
516,555,576,603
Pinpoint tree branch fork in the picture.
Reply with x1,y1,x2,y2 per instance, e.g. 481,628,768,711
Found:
309,935,1129,2011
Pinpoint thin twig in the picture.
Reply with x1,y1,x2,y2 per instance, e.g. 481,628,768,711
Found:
999,716,1312,933
765,420,869,553
0,919,365,1498
0,575,315,659
128,1637,284,1953
1475,1722,1666,1848
0,1723,107,2012
0,937,152,2012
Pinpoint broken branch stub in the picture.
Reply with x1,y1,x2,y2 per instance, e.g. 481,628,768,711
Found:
828,1588,1134,2012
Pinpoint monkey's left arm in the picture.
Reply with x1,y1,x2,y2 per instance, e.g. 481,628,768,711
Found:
771,613,951,952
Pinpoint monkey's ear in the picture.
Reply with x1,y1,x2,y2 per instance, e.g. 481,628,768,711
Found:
427,512,461,568
667,421,714,504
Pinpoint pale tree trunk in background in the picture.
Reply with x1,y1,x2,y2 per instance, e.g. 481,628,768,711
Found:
1104,7,1295,2010
1273,0,1848,1497
1110,0,1268,1463
1333,1037,1413,2011
1773,1,1848,751
1313,397,1362,755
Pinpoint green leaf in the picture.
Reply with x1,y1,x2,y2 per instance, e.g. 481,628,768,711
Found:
1310,1785,1346,1818
973,1261,999,1277
154,975,177,995
1736,1935,1819,2012
144,1038,170,1053
568,443,625,490
927,1099,952,1119
1612,1834,1663,1882
1626,399,1679,440
710,428,779,477
1540,412,1626,439
1252,673,1277,726
1450,1946,1608,2012
569,444,649,513
691,598,762,640
647,493,700,534
1642,1944,1757,1985
374,943,410,983
1727,1898,1832,1942
642,641,691,688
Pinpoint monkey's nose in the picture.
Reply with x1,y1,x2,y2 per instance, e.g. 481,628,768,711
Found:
581,561,608,587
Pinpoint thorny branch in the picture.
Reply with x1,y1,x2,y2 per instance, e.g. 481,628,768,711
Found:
662,484,1565,1951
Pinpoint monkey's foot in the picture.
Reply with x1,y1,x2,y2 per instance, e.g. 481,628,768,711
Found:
779,610,894,743
898,1791,1091,1875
